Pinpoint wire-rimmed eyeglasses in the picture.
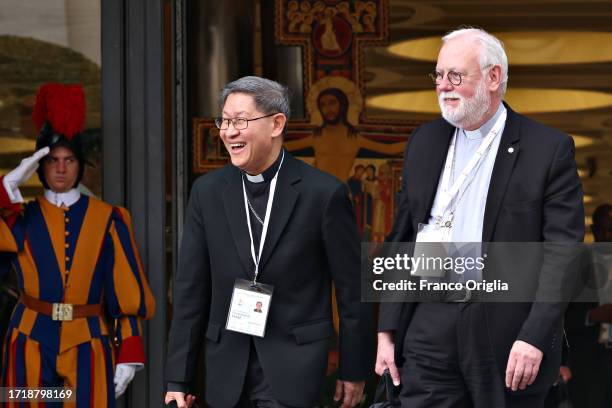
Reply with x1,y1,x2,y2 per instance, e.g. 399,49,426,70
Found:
428,64,493,87
214,112,279,130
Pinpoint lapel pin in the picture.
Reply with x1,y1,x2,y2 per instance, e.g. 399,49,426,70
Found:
507,147,515,154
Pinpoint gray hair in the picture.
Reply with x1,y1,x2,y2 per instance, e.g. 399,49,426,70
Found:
219,76,291,120
442,27,508,95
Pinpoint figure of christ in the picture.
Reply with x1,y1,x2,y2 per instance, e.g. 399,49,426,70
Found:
284,88,406,181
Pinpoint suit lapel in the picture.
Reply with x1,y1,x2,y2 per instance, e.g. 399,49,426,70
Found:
222,168,256,279
482,105,521,242
416,122,455,224
258,153,300,271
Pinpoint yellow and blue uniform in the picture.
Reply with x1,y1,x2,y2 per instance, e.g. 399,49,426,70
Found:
0,180,155,407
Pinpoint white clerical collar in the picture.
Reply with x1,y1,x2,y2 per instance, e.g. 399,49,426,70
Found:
243,150,284,184
44,188,81,208
462,104,506,140
245,173,265,183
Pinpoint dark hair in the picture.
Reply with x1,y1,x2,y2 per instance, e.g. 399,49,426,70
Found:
365,164,376,180
35,122,85,189
219,76,291,133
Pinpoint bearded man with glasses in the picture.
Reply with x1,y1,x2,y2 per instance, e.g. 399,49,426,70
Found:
375,28,584,407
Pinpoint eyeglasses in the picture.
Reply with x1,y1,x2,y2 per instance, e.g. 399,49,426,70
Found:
214,112,279,130
428,64,493,87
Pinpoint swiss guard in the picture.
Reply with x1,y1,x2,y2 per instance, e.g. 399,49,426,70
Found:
0,83,155,407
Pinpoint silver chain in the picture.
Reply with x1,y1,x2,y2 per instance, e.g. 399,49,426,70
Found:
246,197,264,226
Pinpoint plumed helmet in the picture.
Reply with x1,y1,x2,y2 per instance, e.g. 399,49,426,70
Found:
32,83,87,189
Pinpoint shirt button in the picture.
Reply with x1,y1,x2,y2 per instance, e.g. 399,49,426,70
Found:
65,256,70,262
65,270,70,275
65,218,70,223
65,243,69,249
65,231,70,236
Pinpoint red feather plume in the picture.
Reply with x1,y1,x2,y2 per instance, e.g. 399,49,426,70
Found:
32,83,86,140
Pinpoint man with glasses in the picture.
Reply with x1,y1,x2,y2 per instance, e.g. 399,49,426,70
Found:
165,76,373,408
375,28,583,407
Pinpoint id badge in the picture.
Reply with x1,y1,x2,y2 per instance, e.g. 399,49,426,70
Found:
226,278,274,338
415,222,446,243
412,223,450,278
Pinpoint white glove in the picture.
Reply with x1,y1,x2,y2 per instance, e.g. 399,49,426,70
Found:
114,363,141,398
3,147,50,203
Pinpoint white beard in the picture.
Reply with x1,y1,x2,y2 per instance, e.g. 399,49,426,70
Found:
438,79,491,129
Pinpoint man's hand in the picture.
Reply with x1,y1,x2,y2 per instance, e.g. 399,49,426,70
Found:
164,391,196,408
375,331,400,386
3,147,50,203
333,380,365,408
114,363,137,398
505,340,543,391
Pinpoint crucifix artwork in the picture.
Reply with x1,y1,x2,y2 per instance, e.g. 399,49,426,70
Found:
276,0,417,241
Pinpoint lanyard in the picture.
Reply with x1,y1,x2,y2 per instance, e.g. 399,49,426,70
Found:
242,150,285,284
432,110,507,226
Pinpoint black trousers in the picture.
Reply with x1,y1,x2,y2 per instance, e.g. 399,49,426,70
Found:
399,303,547,408
232,341,308,408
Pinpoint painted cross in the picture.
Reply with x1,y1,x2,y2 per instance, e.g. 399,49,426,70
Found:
277,0,414,240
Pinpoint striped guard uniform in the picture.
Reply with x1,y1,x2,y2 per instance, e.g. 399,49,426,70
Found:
0,177,155,407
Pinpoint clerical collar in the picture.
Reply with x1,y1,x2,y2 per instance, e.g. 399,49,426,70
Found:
44,188,81,208
462,104,506,140
244,149,284,184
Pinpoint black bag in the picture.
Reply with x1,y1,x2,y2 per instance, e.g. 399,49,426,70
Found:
544,378,573,408
369,369,401,408
552,380,573,408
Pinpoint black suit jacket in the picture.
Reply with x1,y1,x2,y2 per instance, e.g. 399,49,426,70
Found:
379,104,584,394
165,153,373,407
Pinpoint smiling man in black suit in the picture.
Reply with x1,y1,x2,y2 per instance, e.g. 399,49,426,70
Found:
164,76,373,408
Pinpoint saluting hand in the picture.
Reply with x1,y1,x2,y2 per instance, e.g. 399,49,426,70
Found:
3,147,50,203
